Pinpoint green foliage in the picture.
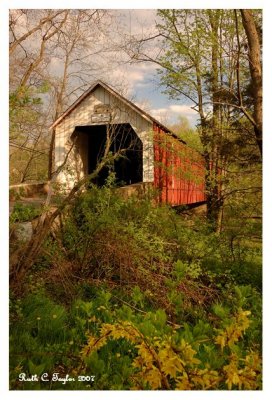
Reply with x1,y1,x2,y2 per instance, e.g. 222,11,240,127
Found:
9,186,262,390
81,307,261,390
169,116,203,152
10,85,50,184
9,277,262,390
155,8,261,231
55,185,175,296
10,203,41,223
10,87,42,118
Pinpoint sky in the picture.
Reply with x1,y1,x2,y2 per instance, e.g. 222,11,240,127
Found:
102,9,200,127
105,59,199,127
9,8,199,127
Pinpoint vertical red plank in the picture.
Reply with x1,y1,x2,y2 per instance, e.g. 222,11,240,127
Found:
153,123,206,206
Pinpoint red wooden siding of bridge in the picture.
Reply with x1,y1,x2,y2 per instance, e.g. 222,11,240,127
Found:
153,124,206,206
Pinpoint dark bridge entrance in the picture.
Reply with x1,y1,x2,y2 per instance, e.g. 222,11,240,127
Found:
75,123,143,186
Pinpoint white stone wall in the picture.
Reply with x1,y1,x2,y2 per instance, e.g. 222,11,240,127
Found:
55,86,154,188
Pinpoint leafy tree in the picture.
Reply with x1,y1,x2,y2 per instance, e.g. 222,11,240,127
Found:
169,116,203,152
9,86,50,183
125,9,262,230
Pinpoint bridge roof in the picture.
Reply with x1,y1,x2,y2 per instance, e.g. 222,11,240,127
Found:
51,80,186,143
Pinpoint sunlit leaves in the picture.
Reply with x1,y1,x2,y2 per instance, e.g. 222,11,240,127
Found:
82,308,261,390
215,309,251,350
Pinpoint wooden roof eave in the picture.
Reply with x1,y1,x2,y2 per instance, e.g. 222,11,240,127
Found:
50,80,186,144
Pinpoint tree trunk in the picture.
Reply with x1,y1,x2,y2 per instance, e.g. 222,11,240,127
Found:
240,9,262,156
48,129,55,179
206,10,222,227
48,49,71,179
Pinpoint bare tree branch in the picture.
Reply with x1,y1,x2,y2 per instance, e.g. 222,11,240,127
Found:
9,10,68,55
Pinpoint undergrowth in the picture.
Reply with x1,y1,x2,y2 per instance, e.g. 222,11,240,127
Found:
10,202,41,223
9,180,262,390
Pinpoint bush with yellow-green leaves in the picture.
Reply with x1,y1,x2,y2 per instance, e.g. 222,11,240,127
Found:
9,283,261,390
81,308,261,390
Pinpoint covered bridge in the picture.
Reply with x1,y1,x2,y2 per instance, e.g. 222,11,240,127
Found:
51,80,206,206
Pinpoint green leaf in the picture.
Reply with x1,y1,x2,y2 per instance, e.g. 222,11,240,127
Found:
28,360,46,376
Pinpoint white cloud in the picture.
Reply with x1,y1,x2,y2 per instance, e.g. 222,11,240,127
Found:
119,9,157,35
48,57,64,77
126,69,145,83
169,104,197,115
148,104,199,127
134,81,150,88
150,107,168,115
125,63,157,85
105,61,157,94
149,108,169,125
137,63,157,72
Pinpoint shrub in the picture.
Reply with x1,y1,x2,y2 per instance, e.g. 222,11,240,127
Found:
9,184,262,390
10,202,41,223
81,308,261,390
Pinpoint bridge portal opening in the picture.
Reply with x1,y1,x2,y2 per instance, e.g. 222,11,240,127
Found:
74,123,143,186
